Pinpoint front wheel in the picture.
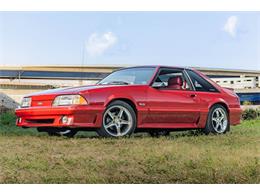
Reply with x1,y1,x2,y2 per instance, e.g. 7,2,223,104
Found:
97,100,137,137
203,104,230,134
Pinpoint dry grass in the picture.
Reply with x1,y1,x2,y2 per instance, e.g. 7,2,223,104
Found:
0,120,259,183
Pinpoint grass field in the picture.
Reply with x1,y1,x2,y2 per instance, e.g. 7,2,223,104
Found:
0,120,259,183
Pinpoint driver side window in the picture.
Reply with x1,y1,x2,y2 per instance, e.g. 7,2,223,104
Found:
153,68,191,90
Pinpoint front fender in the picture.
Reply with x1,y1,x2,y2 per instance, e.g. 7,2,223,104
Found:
104,94,137,108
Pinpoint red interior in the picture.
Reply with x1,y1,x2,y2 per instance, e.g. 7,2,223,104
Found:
167,76,183,90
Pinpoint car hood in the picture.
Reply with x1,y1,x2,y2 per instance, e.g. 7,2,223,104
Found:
26,85,109,97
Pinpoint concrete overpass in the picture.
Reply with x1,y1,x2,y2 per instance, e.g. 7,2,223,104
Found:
1,64,260,77
1,65,260,104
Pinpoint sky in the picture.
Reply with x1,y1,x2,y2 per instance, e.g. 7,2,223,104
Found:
0,12,259,70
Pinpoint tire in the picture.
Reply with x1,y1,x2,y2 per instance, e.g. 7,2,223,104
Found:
203,104,230,135
37,127,77,138
97,100,137,137
149,130,170,137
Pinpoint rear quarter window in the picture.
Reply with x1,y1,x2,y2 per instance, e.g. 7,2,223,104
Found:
186,70,219,92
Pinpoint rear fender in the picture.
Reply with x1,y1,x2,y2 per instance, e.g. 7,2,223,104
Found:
197,98,229,128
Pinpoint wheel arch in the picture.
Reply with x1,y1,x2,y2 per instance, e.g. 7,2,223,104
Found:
209,101,229,114
104,98,137,114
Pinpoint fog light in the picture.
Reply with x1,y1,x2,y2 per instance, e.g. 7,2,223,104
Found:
61,116,72,124
61,116,69,124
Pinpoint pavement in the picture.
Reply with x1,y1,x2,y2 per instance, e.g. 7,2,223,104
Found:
241,105,260,110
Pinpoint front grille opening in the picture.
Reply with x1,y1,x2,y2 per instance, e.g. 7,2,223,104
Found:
25,119,54,124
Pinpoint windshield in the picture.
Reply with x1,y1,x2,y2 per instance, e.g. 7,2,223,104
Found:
98,67,156,85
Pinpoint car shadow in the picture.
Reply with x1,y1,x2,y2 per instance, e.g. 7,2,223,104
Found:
73,129,205,139
1,128,205,139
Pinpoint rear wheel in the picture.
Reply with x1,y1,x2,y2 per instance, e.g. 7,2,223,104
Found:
37,127,77,138
203,104,230,134
97,100,136,137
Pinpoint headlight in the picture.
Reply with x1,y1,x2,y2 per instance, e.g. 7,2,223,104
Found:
52,95,87,106
21,97,31,108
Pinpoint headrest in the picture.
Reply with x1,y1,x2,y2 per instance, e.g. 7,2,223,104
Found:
168,76,183,87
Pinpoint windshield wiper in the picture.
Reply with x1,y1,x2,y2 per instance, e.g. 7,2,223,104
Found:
106,81,130,85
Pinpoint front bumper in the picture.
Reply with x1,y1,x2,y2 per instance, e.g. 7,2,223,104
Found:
15,105,103,128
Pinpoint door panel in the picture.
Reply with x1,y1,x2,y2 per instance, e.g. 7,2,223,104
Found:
145,87,200,126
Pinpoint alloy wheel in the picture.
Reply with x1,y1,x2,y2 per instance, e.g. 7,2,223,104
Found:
103,105,133,137
211,107,228,133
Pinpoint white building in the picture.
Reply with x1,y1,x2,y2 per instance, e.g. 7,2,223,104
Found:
212,77,257,89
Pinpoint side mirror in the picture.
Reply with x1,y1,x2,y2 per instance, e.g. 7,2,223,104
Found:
152,82,164,88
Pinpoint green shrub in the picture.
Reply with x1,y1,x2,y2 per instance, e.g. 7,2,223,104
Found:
242,101,253,105
242,109,258,120
0,111,16,126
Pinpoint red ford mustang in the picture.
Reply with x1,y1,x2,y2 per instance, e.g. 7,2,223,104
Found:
15,66,242,137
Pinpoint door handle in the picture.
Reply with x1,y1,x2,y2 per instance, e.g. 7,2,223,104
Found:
190,94,197,98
